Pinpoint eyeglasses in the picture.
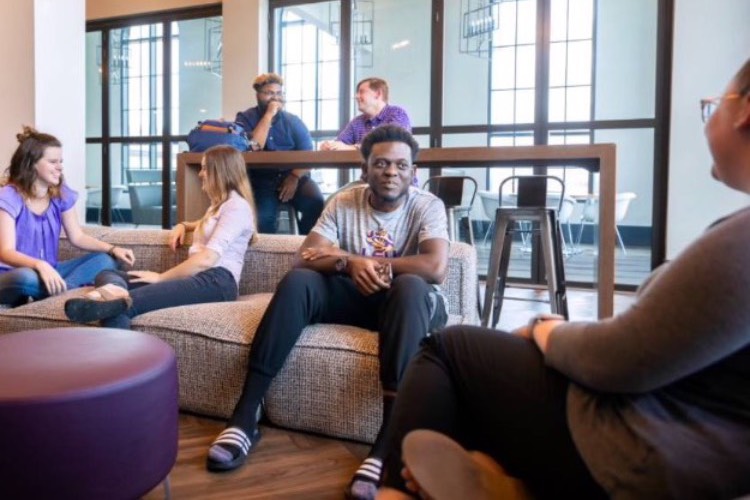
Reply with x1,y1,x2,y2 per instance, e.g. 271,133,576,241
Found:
700,93,742,122
258,90,285,98
370,159,413,172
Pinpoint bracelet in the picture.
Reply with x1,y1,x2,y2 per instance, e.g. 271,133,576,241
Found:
107,245,117,257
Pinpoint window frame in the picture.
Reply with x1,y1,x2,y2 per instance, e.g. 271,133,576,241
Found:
86,4,222,228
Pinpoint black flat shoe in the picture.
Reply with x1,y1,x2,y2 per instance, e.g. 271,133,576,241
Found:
64,297,132,323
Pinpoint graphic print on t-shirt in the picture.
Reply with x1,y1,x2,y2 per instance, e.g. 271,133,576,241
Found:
365,228,397,257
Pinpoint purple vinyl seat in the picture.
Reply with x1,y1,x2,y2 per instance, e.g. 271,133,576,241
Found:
0,327,178,500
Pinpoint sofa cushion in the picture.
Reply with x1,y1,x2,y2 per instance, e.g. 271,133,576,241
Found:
124,292,462,443
3,228,478,444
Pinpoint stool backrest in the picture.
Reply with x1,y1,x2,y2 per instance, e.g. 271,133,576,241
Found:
422,176,478,210
498,175,566,211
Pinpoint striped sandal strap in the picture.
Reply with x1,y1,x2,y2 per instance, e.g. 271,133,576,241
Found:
212,427,252,455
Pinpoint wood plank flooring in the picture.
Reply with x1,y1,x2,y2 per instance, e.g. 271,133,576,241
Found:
143,415,369,500
144,287,636,499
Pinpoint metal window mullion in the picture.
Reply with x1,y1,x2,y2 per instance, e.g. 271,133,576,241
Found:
429,0,443,154
101,29,112,225
161,20,172,228
338,0,352,187
588,0,598,192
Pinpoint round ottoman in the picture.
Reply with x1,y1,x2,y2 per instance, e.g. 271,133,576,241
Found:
0,327,178,500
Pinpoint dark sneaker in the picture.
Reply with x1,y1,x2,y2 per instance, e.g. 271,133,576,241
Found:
428,290,448,333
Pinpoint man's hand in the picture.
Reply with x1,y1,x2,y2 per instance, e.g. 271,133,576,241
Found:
348,256,391,295
127,270,163,284
278,173,300,202
264,101,283,119
34,260,67,295
319,140,356,151
300,246,347,261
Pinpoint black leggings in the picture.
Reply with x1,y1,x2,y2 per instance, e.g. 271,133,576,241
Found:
382,325,607,499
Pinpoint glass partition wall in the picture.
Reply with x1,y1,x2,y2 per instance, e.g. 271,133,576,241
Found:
86,6,222,228
270,0,671,289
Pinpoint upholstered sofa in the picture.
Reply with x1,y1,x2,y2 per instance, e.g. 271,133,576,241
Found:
0,227,478,444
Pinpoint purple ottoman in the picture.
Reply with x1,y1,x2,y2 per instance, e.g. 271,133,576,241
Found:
0,327,178,500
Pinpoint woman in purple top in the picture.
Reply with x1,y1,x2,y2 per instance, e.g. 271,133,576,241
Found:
64,145,257,330
0,127,135,307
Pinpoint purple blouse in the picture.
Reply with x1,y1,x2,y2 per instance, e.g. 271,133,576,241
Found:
0,184,78,271
336,104,412,145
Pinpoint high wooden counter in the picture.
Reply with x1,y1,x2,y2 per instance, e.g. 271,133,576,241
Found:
177,144,617,318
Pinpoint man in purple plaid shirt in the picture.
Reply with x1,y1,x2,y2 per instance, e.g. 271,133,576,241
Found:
321,78,411,152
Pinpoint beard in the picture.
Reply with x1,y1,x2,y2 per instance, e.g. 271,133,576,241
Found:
258,98,284,114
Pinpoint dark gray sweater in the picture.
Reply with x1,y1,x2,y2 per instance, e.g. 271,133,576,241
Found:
547,208,750,499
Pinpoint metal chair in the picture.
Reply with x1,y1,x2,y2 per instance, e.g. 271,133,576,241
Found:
86,185,126,224
126,169,177,226
482,175,570,328
277,203,299,235
422,176,479,245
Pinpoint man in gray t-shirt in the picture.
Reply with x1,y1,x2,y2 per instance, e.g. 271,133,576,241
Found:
314,183,448,259
206,126,450,497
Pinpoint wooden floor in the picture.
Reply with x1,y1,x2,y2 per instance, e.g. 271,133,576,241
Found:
144,287,637,499
143,415,369,500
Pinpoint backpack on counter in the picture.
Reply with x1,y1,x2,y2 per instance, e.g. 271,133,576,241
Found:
186,120,250,152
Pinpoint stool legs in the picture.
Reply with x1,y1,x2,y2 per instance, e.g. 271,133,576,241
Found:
482,212,512,328
539,211,569,319
482,209,569,329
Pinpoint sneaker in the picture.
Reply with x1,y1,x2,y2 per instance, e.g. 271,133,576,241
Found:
428,290,448,333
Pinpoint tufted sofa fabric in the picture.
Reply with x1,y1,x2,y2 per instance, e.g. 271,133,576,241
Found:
0,227,478,443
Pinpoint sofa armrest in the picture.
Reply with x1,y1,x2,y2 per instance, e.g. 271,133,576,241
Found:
442,242,479,325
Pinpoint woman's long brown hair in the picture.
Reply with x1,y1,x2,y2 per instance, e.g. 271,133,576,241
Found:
195,145,257,241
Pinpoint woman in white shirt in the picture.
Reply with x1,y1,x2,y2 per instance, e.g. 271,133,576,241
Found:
64,145,256,329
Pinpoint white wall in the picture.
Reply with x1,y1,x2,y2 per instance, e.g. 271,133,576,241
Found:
28,0,86,220
667,0,750,257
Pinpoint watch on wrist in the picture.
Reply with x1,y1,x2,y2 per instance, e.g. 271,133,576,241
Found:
248,139,261,151
335,257,349,274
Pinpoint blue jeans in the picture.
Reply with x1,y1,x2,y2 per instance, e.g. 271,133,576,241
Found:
0,253,117,307
250,171,324,234
93,266,238,329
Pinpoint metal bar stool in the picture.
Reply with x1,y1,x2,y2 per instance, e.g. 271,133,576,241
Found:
277,202,299,235
423,175,482,316
422,176,478,245
481,175,570,328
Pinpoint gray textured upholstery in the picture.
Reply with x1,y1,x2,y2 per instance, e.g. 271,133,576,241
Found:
1,227,478,443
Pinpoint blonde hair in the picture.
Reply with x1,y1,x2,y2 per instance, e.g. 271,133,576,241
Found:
252,73,284,92
195,145,257,242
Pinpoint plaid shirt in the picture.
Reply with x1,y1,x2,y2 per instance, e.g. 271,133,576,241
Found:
336,104,412,145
